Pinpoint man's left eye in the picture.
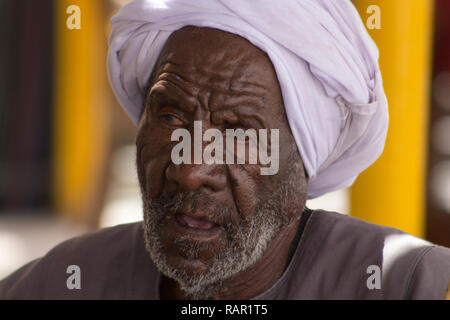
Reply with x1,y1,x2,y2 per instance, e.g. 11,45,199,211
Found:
160,114,184,126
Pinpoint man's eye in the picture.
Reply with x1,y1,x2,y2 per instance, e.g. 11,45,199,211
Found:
223,120,244,131
159,114,184,126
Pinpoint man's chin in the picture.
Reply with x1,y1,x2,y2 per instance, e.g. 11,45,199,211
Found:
154,251,227,298
165,252,214,277
144,231,228,290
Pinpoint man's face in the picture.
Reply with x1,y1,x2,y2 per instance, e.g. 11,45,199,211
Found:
136,27,307,297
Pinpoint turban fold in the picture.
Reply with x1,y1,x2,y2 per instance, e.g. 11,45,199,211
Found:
108,0,389,199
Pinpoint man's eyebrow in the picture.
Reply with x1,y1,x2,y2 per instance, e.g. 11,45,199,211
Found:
148,85,196,113
233,105,267,129
157,72,198,97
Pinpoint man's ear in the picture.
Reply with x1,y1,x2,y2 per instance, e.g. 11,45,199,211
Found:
138,82,153,127
137,104,148,129
139,104,146,122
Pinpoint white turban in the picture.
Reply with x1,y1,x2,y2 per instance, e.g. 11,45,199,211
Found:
108,0,389,199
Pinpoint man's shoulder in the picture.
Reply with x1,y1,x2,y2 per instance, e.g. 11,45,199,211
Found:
0,222,144,299
310,209,406,237
48,221,143,257
37,221,143,269
298,209,450,299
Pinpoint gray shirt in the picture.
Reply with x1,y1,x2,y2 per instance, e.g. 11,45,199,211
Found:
1,209,449,299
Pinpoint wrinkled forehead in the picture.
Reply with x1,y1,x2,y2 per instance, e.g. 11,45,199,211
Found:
149,26,279,91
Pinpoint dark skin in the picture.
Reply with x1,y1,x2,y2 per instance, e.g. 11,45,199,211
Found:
136,26,308,299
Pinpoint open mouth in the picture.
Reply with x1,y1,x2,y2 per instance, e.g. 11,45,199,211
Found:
175,214,218,230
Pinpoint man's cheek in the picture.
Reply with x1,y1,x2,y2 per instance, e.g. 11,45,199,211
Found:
138,141,176,197
136,143,171,198
226,165,261,222
143,155,173,198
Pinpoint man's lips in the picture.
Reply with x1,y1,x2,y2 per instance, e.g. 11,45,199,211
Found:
175,214,218,230
168,213,223,242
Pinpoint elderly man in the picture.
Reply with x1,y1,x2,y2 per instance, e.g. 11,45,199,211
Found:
1,0,449,300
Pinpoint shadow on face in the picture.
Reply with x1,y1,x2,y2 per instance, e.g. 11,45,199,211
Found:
136,26,308,297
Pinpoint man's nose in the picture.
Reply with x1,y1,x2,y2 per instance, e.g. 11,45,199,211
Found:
165,162,227,193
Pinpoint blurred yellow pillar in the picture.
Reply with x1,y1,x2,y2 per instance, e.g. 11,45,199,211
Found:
53,0,111,225
351,1,434,237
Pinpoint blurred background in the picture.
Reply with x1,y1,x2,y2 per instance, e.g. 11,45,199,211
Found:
0,0,449,279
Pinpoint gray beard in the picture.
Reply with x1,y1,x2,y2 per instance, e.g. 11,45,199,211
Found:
140,152,305,299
